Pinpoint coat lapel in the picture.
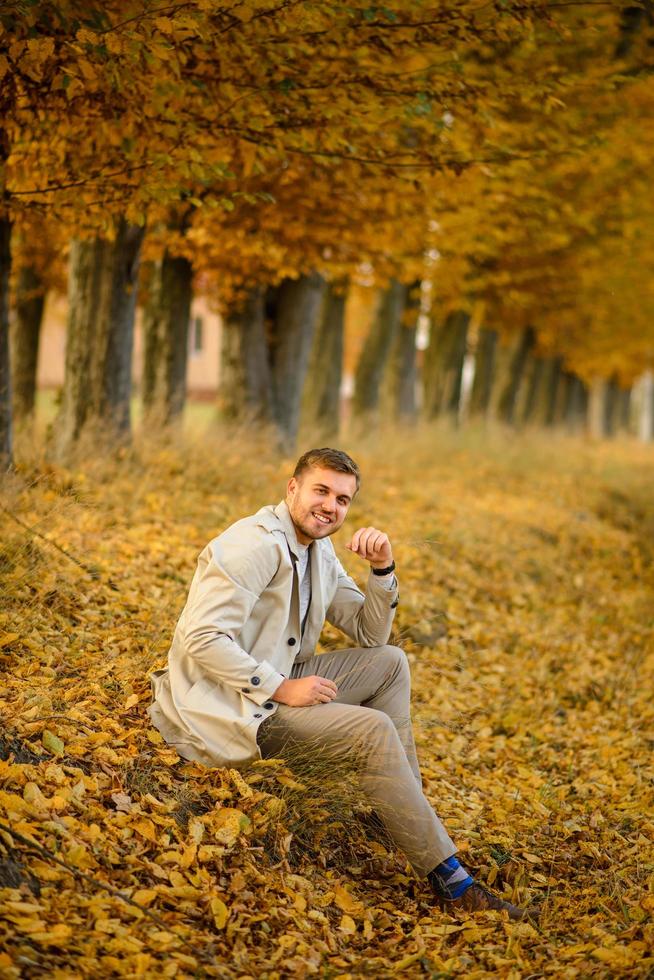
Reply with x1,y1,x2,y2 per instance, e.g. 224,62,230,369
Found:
272,500,332,659
299,540,328,657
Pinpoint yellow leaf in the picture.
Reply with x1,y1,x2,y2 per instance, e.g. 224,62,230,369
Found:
394,952,423,971
132,889,157,907
65,843,92,868
157,850,183,865
333,883,364,917
180,843,197,869
210,897,230,929
429,923,465,936
23,782,49,811
124,694,139,709
275,775,307,791
206,807,251,846
132,818,157,842
339,914,356,934
188,817,204,844
42,730,64,756
30,923,72,945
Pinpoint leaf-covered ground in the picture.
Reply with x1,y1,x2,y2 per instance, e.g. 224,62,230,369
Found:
1,426,653,979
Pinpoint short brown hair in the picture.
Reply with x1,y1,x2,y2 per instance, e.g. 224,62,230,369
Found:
293,448,360,491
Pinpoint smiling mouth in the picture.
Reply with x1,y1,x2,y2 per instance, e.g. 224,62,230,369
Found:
312,512,333,525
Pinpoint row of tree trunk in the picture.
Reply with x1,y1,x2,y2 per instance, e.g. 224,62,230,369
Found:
1,221,651,468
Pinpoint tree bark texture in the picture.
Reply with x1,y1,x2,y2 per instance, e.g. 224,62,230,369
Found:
637,371,654,442
353,279,407,419
11,264,45,420
391,281,420,422
618,387,632,432
219,287,273,421
603,375,621,436
497,326,536,425
303,281,346,437
422,309,469,419
469,327,497,418
55,219,144,454
0,214,11,470
269,272,326,449
543,357,564,426
141,252,192,423
519,355,546,426
563,373,588,433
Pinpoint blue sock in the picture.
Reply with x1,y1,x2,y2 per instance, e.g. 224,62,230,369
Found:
428,855,474,900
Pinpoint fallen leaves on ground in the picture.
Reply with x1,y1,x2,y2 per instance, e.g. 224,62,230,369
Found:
0,426,653,978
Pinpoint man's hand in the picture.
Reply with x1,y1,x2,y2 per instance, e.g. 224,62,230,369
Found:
273,676,338,706
346,526,393,569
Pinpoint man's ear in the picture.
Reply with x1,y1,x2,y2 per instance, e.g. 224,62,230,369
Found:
287,477,297,497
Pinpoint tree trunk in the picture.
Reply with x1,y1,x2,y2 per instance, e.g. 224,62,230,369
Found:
303,281,346,438
353,279,406,419
543,356,564,426
269,272,326,449
55,219,144,454
391,281,420,423
422,309,469,419
637,370,654,442
11,264,45,421
219,286,273,422
603,375,620,437
588,378,605,438
563,373,588,434
101,221,144,432
497,326,536,425
469,327,497,418
0,214,11,470
141,261,158,412
617,386,632,433
518,354,545,426
142,252,192,423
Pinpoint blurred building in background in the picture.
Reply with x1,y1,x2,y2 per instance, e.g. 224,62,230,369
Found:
36,295,223,399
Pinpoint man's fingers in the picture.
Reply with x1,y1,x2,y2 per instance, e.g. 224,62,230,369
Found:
364,531,385,555
348,527,391,559
347,529,361,552
348,526,372,555
360,533,382,557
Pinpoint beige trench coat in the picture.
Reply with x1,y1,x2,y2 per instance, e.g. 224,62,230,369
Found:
149,501,399,767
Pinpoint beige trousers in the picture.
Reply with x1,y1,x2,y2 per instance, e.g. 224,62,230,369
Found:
256,644,456,877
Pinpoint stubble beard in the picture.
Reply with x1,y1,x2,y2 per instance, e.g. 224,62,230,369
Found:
292,507,340,542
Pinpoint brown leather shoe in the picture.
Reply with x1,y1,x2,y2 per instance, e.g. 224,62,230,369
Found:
438,883,531,920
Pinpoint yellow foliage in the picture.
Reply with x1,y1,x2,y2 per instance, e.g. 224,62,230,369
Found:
0,427,652,976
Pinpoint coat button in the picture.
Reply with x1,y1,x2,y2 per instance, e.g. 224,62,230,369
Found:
251,676,261,686
287,638,296,646
263,701,274,710
241,687,251,694
254,713,262,719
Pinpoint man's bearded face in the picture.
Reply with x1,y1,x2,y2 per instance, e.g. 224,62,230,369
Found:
286,466,357,545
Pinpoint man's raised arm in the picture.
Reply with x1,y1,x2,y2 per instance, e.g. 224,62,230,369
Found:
326,525,399,647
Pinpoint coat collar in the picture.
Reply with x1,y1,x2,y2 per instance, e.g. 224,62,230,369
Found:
272,500,305,561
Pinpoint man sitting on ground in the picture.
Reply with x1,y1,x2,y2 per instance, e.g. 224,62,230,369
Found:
149,447,530,918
